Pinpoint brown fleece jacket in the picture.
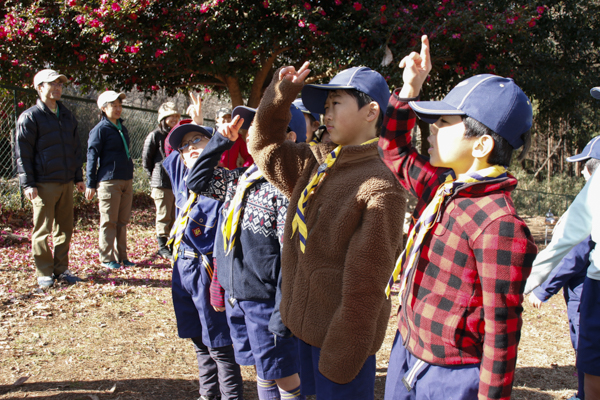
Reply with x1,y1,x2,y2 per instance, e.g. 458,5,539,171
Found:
248,73,407,384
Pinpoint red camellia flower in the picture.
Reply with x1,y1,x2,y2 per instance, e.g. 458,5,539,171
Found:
304,2,311,10
129,13,137,20
67,0,77,6
151,85,159,91
353,2,362,11
335,0,342,4
102,35,112,43
537,6,545,14
111,3,121,12
528,19,536,27
78,54,86,61
75,15,85,25
99,54,110,63
90,18,100,27
263,0,269,8
155,49,164,58
298,19,305,28
18,101,24,108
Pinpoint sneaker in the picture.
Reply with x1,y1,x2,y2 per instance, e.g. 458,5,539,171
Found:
55,270,83,284
120,259,136,267
101,261,121,270
198,396,221,400
37,276,54,288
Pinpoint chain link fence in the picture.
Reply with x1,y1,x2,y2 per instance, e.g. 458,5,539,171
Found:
0,84,216,211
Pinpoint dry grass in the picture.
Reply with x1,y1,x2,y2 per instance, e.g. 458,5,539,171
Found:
0,212,579,399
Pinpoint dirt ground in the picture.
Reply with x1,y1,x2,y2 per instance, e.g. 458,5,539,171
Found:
0,212,580,399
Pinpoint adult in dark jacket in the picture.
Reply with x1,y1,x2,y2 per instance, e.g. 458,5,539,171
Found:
85,91,135,270
142,102,180,259
15,69,85,288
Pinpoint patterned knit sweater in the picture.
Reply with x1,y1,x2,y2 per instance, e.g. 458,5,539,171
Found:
187,133,290,337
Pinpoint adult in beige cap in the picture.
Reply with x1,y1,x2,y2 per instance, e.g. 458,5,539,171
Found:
14,69,85,288
85,90,135,270
142,102,181,259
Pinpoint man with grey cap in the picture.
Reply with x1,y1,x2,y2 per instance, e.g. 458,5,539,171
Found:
15,69,85,288
525,87,600,399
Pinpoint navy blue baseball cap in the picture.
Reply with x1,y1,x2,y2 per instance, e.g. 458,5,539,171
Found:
231,104,307,143
293,98,320,123
167,119,213,151
409,74,533,149
591,87,600,99
301,66,391,115
567,136,600,162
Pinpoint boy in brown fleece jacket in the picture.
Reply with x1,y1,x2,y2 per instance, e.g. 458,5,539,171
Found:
248,62,406,399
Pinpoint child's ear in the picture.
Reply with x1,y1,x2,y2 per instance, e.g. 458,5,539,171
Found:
286,130,297,142
365,101,380,122
472,134,495,160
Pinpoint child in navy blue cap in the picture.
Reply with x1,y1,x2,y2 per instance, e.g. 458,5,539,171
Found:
245,61,407,399
378,35,538,400
162,115,243,400
185,104,308,400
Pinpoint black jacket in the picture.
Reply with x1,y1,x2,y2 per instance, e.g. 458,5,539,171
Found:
15,99,83,188
86,117,134,188
142,127,172,189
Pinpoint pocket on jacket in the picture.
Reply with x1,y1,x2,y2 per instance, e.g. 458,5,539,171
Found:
305,268,342,337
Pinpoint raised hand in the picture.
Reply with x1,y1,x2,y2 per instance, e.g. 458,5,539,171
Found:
399,35,432,98
219,114,244,143
278,61,311,84
188,91,203,125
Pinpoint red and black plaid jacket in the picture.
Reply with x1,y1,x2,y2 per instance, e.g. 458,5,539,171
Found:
379,91,537,400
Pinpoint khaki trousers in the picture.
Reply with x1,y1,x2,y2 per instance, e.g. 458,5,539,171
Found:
97,179,133,263
31,182,75,277
151,187,175,238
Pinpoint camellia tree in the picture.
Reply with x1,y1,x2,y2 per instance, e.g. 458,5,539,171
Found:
1,0,600,144
0,1,542,105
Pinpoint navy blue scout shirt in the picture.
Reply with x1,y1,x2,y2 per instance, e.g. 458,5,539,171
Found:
163,151,222,257
186,133,290,337
86,116,134,188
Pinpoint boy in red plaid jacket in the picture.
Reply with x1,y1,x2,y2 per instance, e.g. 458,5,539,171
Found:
379,36,538,400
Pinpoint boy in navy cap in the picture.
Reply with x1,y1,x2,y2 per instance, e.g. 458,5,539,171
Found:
162,119,243,400
246,62,407,399
186,104,308,400
378,36,537,400
292,98,321,143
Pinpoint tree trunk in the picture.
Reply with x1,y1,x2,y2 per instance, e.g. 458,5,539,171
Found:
547,135,552,187
534,136,562,180
222,76,244,108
